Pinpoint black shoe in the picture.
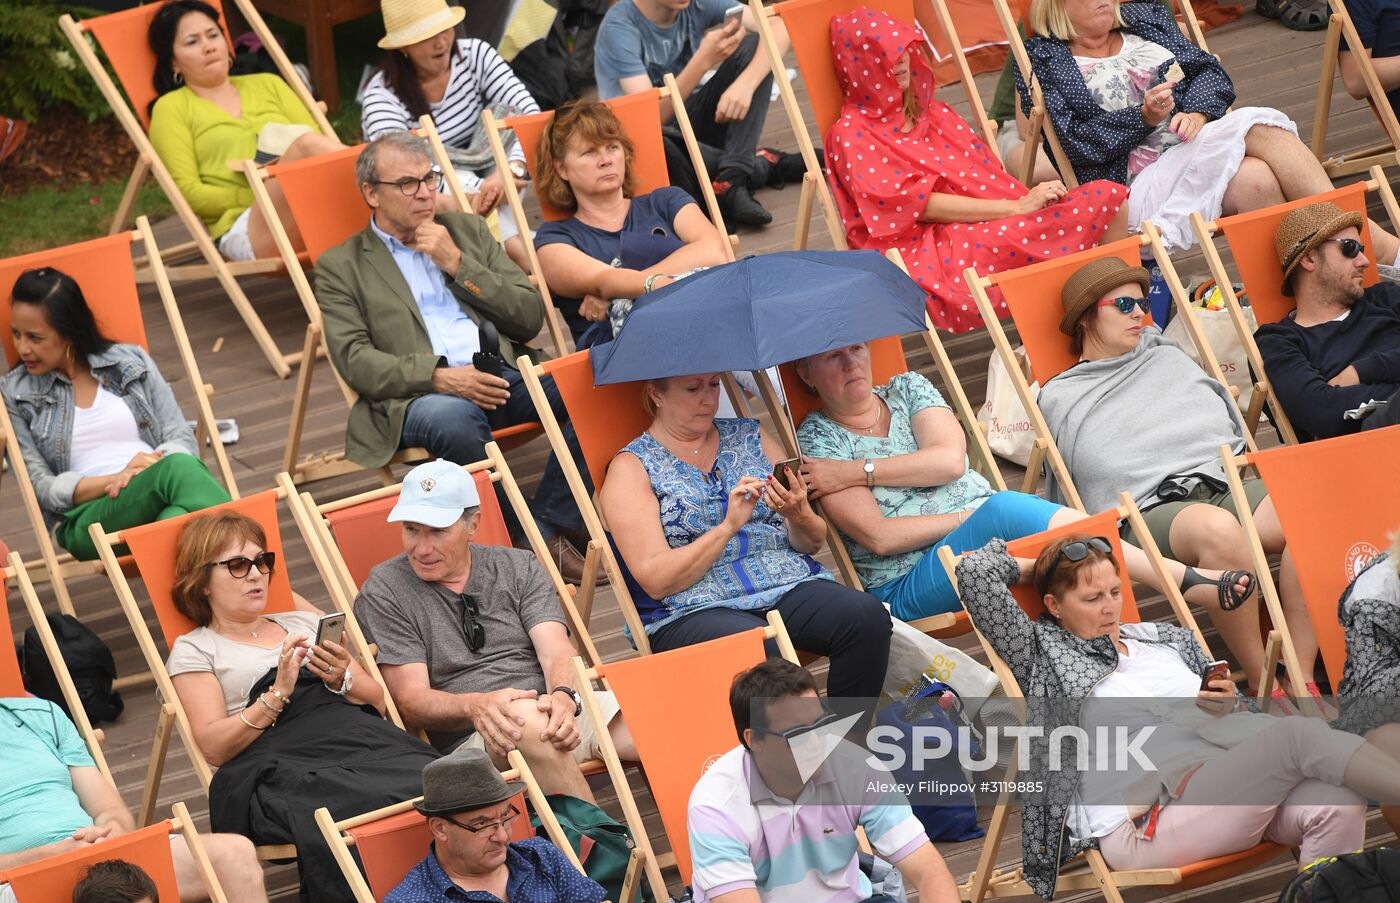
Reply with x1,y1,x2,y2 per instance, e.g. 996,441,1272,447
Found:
714,176,772,227
756,147,815,186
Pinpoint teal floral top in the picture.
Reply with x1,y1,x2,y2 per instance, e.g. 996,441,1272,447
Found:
619,418,830,635
796,371,993,588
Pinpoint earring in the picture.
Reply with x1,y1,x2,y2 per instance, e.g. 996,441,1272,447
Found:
173,69,184,85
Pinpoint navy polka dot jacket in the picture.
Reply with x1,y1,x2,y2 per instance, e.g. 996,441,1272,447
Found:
1013,1,1235,186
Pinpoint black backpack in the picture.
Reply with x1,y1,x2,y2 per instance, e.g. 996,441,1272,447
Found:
21,613,123,725
1278,848,1400,903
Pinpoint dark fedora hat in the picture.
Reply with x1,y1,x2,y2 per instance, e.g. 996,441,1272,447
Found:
413,747,524,818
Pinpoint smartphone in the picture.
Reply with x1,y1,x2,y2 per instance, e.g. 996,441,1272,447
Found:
772,457,801,490
316,612,346,650
472,350,506,379
1200,660,1231,691
723,4,745,27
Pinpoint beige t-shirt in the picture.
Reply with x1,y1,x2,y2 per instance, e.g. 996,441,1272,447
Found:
166,611,320,716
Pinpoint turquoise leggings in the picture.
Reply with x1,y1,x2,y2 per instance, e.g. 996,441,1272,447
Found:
54,453,231,560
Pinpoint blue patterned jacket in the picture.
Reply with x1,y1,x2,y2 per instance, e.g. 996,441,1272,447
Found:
1014,1,1235,185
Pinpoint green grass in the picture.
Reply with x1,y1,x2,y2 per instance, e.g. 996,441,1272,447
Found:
0,179,172,257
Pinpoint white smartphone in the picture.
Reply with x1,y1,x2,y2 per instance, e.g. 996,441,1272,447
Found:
316,612,346,649
723,5,745,28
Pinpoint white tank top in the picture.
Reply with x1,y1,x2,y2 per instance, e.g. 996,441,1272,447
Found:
69,385,155,477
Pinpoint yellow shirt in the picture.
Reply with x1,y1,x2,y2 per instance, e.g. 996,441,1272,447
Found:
148,73,319,238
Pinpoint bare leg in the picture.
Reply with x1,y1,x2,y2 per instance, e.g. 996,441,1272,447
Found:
1365,723,1400,833
245,131,347,258
172,833,267,903
1252,496,1321,679
279,131,345,161
608,714,638,762
1103,203,1130,242
496,698,594,801
1220,156,1284,216
434,192,462,213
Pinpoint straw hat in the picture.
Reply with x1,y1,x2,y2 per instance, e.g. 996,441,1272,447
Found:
1058,257,1150,335
1275,201,1364,297
378,0,466,50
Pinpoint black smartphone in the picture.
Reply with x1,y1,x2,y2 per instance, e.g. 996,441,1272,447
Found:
772,457,802,489
316,612,346,650
472,350,505,378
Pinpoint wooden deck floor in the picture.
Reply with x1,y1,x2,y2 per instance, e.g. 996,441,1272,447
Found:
3,7,1394,901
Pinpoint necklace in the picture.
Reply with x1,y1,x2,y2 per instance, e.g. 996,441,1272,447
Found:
656,425,713,455
218,617,265,639
831,398,886,435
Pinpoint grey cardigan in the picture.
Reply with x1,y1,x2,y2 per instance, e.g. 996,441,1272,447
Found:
2,343,196,524
1036,327,1246,513
955,540,1230,899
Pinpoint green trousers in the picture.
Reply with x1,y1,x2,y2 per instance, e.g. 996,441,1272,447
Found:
55,452,231,560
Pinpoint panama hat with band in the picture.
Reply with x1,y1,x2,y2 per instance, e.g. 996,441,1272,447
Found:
1058,257,1151,336
378,0,466,50
1275,201,1364,297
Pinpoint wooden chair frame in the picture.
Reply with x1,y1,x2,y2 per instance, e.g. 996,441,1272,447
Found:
966,230,1255,511
1313,0,1400,177
59,0,339,379
939,501,1289,902
0,217,239,618
1187,171,1400,446
314,748,643,903
281,441,603,670
755,0,1002,250
90,487,400,859
484,78,735,357
577,610,799,900
990,0,1211,188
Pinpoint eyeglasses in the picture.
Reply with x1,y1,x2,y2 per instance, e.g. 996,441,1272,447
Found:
750,702,841,744
1321,237,1364,259
207,551,276,579
442,805,519,835
459,593,485,652
1097,296,1151,315
371,165,444,196
1040,536,1112,593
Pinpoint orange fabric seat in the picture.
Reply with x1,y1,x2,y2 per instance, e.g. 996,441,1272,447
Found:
0,822,183,902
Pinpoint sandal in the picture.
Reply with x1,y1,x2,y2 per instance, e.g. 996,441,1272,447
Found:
1179,567,1257,611
1257,0,1329,31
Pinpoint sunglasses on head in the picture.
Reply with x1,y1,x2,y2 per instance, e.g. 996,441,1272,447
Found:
1040,536,1112,593
1097,296,1151,315
459,593,486,653
1321,237,1364,259
208,551,275,579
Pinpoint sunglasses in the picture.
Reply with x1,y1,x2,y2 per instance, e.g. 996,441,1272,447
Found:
442,804,519,835
207,551,276,579
1040,536,1113,593
459,593,486,653
1097,296,1151,315
1321,237,1364,259
750,702,841,744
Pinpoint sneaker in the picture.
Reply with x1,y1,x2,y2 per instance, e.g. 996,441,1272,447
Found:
714,178,772,226
756,147,815,186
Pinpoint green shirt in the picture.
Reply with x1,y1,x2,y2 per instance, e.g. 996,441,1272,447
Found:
148,73,319,239
796,371,993,588
0,699,96,853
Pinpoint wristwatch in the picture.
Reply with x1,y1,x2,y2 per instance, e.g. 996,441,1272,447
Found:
552,686,583,718
508,159,529,181
863,458,875,488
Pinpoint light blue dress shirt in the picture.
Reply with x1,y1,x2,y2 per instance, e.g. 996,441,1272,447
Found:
370,216,481,365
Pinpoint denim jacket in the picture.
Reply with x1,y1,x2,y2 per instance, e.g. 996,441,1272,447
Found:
2,343,196,525
1015,1,1235,185
954,540,1240,899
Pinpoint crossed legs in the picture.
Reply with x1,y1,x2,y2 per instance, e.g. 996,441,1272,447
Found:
171,832,267,903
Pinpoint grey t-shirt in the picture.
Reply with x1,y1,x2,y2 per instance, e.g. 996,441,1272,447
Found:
166,611,319,717
353,545,564,750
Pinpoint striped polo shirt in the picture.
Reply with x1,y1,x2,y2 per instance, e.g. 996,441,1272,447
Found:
687,745,927,902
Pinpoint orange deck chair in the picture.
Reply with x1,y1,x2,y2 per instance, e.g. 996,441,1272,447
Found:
90,489,400,848
245,129,543,487
755,0,1002,250
59,0,339,379
940,507,1288,903
577,611,800,900
1313,0,1400,178
966,232,1247,511
1221,426,1400,703
281,441,602,670
1189,176,1396,445
485,81,736,356
316,749,641,903
0,217,238,617
0,806,226,903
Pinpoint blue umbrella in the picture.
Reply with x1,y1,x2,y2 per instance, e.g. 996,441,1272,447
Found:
589,250,926,385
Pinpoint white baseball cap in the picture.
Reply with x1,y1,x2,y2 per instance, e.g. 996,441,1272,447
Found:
387,460,480,529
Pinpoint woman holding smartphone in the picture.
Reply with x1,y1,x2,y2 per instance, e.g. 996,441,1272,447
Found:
165,509,438,903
